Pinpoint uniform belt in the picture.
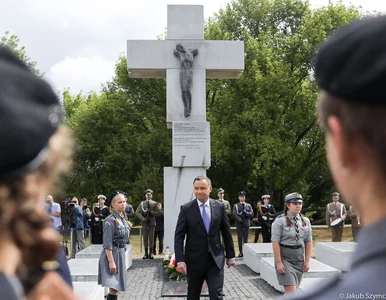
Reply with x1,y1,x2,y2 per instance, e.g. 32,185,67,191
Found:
280,244,302,249
113,242,126,248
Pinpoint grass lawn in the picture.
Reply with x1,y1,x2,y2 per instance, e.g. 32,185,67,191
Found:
128,227,354,258
62,226,354,259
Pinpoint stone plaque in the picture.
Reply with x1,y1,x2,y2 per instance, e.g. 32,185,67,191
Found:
172,122,210,167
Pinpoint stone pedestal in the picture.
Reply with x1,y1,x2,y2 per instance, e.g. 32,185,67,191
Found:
68,259,99,282
315,242,356,271
164,166,206,252
75,244,132,270
243,243,274,273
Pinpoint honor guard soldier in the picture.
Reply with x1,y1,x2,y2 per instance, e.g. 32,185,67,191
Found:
258,195,277,243
123,192,135,221
271,192,312,295
232,191,254,257
135,189,161,259
91,195,110,244
216,188,231,215
326,192,347,242
348,205,361,242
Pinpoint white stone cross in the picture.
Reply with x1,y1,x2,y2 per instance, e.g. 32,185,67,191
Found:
127,5,244,124
126,5,244,253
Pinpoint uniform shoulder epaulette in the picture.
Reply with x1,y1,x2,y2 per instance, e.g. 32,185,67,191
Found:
276,214,284,218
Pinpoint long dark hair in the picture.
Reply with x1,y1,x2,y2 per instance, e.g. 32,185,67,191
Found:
284,204,307,227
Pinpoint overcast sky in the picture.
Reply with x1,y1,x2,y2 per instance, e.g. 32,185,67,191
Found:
1,0,385,95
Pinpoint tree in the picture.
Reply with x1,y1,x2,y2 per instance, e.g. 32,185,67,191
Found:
0,31,42,76
204,0,367,210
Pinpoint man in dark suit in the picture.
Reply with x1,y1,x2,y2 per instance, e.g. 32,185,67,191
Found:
174,176,235,300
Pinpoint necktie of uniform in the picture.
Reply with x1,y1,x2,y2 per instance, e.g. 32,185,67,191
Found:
294,216,300,241
201,204,210,233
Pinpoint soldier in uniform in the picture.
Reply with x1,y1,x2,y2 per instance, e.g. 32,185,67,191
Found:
232,191,254,257
285,15,386,299
326,192,347,242
123,192,135,221
348,205,361,242
271,192,312,295
135,189,161,259
252,200,262,243
216,188,231,215
91,195,110,244
258,195,277,243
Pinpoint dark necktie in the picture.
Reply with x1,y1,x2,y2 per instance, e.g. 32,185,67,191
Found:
294,216,300,241
241,203,245,210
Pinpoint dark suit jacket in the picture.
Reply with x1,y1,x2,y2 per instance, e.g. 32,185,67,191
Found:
174,198,235,270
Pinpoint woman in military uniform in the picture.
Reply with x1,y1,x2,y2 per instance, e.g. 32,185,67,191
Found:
271,192,312,295
91,195,110,244
258,195,277,243
98,191,132,300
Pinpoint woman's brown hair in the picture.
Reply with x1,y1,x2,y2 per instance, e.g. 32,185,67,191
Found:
0,126,72,292
317,92,386,176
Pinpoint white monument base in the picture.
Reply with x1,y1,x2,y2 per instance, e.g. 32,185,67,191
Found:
243,243,273,273
260,257,341,293
75,244,132,270
73,282,105,300
315,242,356,271
164,166,207,252
68,259,99,282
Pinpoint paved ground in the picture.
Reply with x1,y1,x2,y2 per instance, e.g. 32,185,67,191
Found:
121,258,282,300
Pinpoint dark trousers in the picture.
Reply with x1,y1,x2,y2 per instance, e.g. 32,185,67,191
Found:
153,230,164,253
254,228,261,243
331,226,343,242
187,253,224,300
236,223,249,254
261,225,271,243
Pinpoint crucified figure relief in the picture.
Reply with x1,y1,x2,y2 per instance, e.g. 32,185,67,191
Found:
174,43,198,117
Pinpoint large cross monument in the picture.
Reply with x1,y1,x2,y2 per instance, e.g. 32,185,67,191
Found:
127,5,244,252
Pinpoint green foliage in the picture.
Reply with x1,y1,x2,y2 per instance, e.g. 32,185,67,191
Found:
0,31,42,76
61,0,375,221
62,55,170,223
205,0,366,209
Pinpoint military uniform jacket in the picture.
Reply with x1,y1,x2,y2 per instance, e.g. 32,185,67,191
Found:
271,213,312,245
135,199,161,226
216,199,232,215
285,217,386,300
326,201,347,227
232,202,254,225
348,206,361,228
257,204,277,226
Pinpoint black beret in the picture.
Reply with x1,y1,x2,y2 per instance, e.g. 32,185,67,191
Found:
285,192,303,203
217,188,225,194
315,15,386,105
107,190,124,207
0,47,62,180
238,191,246,196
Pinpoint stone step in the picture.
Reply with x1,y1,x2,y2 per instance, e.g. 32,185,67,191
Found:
243,243,273,273
68,259,99,282
260,257,341,293
73,282,105,300
315,242,356,271
75,244,132,270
